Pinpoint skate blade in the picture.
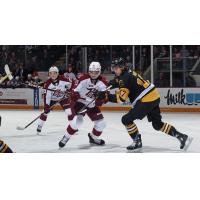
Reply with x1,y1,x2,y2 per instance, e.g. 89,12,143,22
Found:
89,142,105,146
36,132,45,136
184,137,193,152
127,148,143,153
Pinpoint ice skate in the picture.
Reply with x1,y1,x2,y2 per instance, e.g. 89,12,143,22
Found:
59,135,70,148
127,134,142,151
88,133,105,145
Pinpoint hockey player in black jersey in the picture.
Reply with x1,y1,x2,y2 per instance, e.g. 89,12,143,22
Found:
0,116,13,153
98,58,189,151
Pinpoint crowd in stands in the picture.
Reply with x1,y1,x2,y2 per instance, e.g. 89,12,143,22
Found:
0,45,66,88
1,45,200,88
153,45,200,59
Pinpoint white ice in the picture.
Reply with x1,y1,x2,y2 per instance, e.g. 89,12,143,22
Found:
0,110,199,153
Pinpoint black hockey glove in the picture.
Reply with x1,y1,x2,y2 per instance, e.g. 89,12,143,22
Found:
97,91,108,101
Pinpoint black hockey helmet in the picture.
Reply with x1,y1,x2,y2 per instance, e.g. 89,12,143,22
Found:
111,57,126,72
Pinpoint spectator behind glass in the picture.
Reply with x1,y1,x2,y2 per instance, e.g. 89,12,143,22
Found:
159,46,168,58
126,55,132,69
64,64,77,81
33,75,42,85
8,76,23,88
155,72,170,87
25,74,34,86
180,46,189,57
14,62,26,81
173,47,181,59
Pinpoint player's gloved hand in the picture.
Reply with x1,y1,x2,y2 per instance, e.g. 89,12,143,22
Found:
96,91,108,101
44,105,50,114
71,91,80,102
109,79,118,89
28,82,39,89
64,90,71,99
95,100,105,107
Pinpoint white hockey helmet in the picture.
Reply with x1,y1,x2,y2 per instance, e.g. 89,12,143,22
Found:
89,62,101,72
49,66,59,73
89,62,101,79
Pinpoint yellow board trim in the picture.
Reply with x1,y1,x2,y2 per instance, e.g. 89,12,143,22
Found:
1,105,200,113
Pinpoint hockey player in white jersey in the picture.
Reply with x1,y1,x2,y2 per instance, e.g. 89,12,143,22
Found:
58,62,108,148
36,66,74,134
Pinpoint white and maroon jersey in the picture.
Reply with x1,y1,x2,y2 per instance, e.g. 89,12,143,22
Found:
64,72,77,81
43,75,73,106
74,74,108,108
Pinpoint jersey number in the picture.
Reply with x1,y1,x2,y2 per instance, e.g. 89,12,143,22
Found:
133,72,150,89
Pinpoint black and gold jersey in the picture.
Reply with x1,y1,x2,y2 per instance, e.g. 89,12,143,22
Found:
108,70,160,105
0,139,13,153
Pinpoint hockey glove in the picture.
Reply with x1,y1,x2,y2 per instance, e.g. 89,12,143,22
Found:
97,91,108,101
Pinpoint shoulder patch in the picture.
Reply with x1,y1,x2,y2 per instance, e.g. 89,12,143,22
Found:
59,75,72,83
79,74,90,82
44,78,52,89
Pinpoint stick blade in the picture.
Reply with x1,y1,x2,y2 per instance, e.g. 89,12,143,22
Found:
16,126,25,130
4,64,13,80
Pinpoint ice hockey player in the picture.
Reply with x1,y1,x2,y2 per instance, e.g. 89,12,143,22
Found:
0,116,13,153
36,66,74,134
0,139,13,153
58,62,108,148
97,57,189,151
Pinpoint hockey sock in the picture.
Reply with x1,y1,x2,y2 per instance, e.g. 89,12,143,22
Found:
65,108,72,119
92,128,102,138
64,131,72,140
160,123,177,137
40,113,48,121
0,140,13,153
4,146,13,153
125,123,139,140
66,125,78,136
37,113,48,129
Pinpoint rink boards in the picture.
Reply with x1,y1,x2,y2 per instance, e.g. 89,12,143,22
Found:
0,87,200,112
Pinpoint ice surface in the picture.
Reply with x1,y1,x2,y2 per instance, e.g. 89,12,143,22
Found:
0,110,199,153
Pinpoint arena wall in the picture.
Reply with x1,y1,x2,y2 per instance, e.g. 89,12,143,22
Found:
0,88,200,112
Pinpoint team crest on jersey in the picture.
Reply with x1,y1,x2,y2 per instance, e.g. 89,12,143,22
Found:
86,87,98,99
53,89,65,97
119,80,125,87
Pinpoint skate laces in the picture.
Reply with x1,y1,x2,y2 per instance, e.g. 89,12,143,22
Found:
131,135,140,146
130,140,137,146
90,133,101,143
62,135,69,143
37,125,42,131
90,133,98,140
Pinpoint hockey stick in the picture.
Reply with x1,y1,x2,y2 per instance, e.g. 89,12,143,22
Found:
77,85,112,114
16,97,67,131
23,82,72,94
0,64,13,83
